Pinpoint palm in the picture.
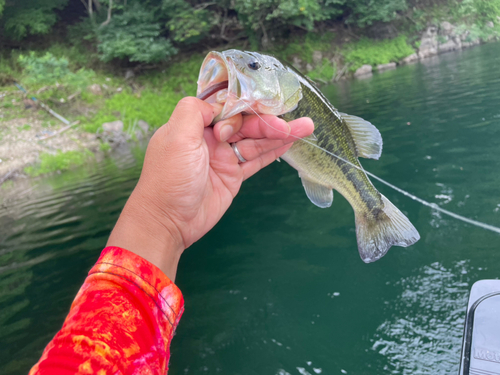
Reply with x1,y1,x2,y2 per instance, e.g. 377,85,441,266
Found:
134,98,313,251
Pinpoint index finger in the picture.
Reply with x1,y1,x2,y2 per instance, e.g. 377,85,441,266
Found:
226,114,292,142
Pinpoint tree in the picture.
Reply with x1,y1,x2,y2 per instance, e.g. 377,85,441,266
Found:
0,0,69,40
97,2,177,63
346,0,407,27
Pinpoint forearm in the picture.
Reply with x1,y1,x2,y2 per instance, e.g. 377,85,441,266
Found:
29,247,184,375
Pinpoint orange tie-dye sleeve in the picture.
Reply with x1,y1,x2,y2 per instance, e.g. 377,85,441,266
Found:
29,246,184,375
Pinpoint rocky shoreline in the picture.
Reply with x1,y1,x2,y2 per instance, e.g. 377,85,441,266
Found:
353,21,498,78
289,21,499,80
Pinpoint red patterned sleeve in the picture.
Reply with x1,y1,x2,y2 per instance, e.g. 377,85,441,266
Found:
29,246,185,375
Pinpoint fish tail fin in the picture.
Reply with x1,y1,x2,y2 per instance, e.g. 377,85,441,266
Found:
355,194,420,263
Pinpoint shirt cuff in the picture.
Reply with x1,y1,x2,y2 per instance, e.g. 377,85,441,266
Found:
88,246,184,329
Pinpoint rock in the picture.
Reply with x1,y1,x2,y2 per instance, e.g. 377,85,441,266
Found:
418,26,438,59
312,51,323,65
136,120,150,139
377,62,396,72
137,120,149,134
401,53,419,64
102,120,124,133
486,21,494,28
292,56,303,70
354,64,373,77
125,70,135,80
462,42,473,48
460,30,470,41
306,63,314,72
100,120,129,146
438,39,460,53
440,21,454,36
88,84,102,96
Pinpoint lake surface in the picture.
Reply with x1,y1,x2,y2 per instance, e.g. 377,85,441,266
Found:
1,43,500,374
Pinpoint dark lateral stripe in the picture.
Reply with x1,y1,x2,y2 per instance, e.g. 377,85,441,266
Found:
289,83,382,213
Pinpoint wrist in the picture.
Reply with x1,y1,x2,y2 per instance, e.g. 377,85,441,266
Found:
107,189,185,281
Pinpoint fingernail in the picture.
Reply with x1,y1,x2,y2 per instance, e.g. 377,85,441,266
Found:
220,125,233,142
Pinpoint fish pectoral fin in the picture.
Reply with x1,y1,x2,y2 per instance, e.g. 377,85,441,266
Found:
301,178,333,208
340,112,383,160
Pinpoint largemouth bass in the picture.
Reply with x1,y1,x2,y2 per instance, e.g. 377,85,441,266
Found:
197,50,420,263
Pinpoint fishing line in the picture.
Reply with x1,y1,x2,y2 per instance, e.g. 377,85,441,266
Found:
230,94,500,235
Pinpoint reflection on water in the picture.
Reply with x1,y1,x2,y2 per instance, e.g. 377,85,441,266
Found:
2,44,500,374
372,261,470,374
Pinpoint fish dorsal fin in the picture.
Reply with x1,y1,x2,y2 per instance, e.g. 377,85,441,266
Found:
340,112,383,160
300,177,333,208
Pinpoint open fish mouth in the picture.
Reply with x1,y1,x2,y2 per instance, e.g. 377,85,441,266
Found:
196,51,249,121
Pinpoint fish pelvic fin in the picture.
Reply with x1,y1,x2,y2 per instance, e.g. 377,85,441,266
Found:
300,177,333,208
355,194,420,263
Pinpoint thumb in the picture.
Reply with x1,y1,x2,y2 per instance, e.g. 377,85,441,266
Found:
167,97,222,138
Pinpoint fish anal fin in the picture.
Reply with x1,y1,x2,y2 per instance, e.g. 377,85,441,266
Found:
340,112,383,160
301,178,333,208
355,194,420,263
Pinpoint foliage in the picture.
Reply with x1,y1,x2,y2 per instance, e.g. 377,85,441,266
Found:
277,32,336,63
343,35,415,70
347,0,407,27
452,0,500,24
0,0,68,40
100,142,111,152
17,52,95,87
233,0,344,39
455,22,500,42
308,58,337,82
83,54,202,133
97,4,177,63
472,0,500,24
167,5,213,44
18,52,70,84
25,150,94,176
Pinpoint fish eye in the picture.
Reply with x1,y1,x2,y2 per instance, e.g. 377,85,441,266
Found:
248,61,261,70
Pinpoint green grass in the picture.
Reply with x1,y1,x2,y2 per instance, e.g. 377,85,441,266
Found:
343,35,415,71
24,149,95,176
99,141,111,151
82,53,203,133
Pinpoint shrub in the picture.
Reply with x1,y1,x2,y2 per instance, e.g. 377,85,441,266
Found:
97,4,177,63
17,52,95,88
18,52,70,84
1,0,68,40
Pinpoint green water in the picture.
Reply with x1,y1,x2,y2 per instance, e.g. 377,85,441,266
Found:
1,43,500,374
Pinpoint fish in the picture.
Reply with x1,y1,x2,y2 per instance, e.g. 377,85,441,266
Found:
196,50,420,263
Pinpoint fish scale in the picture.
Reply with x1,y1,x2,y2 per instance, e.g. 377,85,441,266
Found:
281,80,383,216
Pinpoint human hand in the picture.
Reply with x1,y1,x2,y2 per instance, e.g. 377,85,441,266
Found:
107,97,314,280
